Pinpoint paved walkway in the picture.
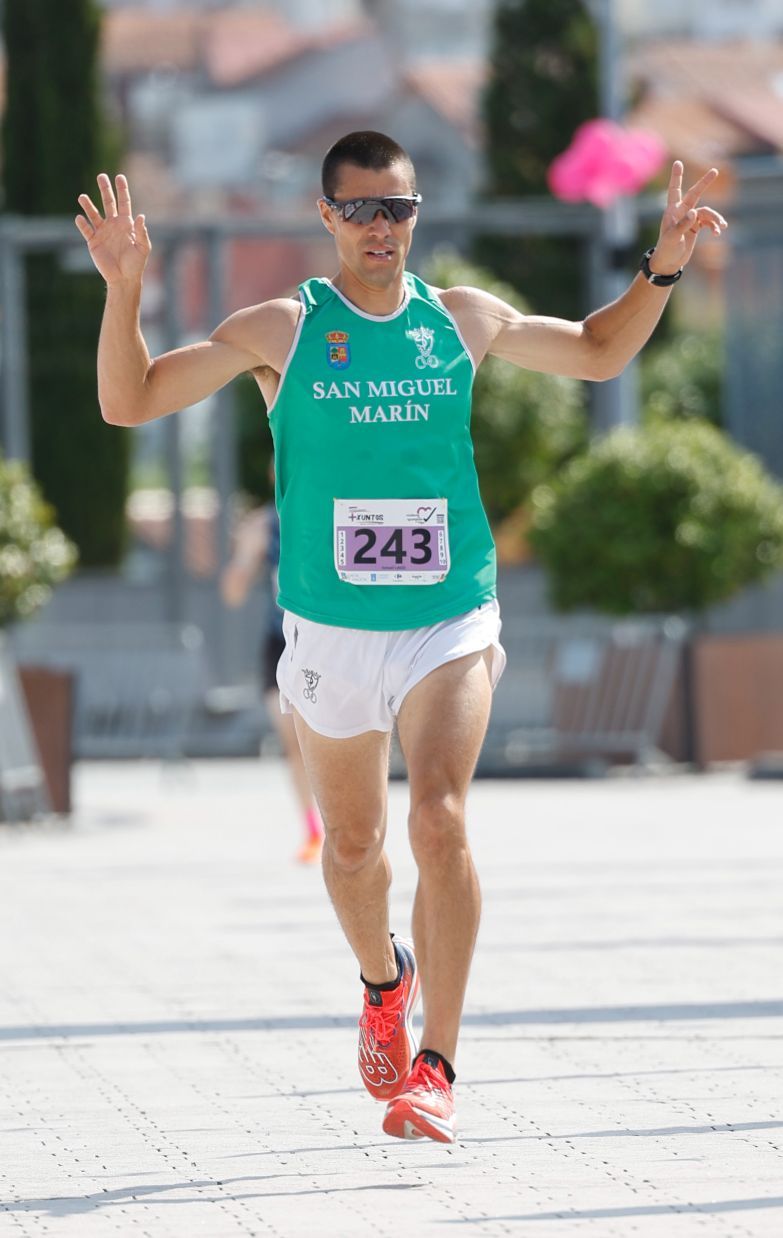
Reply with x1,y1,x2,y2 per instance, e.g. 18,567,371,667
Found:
1,761,782,1238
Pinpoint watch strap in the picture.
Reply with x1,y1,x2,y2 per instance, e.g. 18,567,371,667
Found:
639,247,683,286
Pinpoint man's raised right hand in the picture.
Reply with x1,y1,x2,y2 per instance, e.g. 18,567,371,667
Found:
75,173,151,286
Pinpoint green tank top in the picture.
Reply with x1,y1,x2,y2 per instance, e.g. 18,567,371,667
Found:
268,271,496,630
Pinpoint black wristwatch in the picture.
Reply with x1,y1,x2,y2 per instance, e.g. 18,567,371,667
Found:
639,247,683,286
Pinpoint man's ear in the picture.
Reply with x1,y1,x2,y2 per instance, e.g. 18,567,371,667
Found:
317,199,336,235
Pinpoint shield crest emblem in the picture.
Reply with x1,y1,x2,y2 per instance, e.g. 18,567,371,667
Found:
326,330,351,369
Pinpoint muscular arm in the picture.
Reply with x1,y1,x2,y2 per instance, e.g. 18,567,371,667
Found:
97,290,295,426
77,173,297,425
442,162,727,384
442,277,676,384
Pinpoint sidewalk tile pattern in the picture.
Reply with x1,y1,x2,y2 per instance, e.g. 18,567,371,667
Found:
1,762,782,1237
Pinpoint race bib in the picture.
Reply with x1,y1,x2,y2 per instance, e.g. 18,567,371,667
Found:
334,498,449,585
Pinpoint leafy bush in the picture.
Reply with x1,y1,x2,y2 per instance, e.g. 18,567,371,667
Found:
0,454,77,626
424,248,588,524
640,330,724,426
530,419,783,614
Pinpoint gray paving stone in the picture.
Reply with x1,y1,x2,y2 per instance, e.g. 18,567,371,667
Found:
1,761,782,1237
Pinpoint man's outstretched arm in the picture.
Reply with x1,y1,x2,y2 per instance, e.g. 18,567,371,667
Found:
446,162,728,382
75,174,293,425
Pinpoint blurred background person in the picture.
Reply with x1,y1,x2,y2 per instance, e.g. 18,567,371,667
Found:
221,459,324,865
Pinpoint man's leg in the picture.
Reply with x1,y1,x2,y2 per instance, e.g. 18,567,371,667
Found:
291,713,397,986
396,648,494,1067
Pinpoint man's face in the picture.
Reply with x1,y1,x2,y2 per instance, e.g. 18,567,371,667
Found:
318,161,417,289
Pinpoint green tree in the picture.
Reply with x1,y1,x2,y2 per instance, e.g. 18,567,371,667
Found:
480,0,599,318
1,0,129,566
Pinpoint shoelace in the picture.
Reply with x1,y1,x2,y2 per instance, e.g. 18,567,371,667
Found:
360,986,404,1045
406,1058,448,1096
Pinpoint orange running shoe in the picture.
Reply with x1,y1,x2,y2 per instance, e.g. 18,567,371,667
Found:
295,836,323,865
358,937,419,1101
382,1050,457,1143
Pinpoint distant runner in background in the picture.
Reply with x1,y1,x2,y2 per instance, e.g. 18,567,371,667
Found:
221,473,324,866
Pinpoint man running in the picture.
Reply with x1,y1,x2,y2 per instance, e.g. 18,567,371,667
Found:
76,130,726,1144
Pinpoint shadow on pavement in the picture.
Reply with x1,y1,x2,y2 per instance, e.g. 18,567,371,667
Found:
2,998,783,1040
464,1119,783,1141
6,1176,426,1218
449,1195,783,1223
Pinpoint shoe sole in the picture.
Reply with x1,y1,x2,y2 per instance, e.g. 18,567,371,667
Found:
359,937,420,1102
390,937,420,1097
382,1098,457,1144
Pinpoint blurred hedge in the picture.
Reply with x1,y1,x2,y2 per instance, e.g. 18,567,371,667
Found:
640,330,724,427
530,419,783,614
0,452,76,626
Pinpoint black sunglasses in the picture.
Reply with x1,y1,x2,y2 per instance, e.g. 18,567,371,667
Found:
321,194,422,224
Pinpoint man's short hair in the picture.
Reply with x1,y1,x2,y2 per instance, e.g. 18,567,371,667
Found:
321,131,416,199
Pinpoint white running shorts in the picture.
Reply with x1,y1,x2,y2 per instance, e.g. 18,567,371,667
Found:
276,599,506,739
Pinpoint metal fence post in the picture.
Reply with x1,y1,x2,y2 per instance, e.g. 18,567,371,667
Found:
205,228,239,682
161,241,187,626
0,222,31,462
592,197,640,434
587,0,640,433
724,163,783,479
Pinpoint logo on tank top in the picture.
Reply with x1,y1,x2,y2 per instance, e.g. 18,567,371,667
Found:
406,325,440,369
326,330,351,370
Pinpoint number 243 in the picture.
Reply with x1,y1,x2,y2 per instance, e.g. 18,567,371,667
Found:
353,527,432,565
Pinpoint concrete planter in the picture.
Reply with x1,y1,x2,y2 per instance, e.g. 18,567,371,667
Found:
18,666,74,814
693,633,783,765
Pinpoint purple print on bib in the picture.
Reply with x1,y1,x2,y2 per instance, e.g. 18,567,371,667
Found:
337,524,447,573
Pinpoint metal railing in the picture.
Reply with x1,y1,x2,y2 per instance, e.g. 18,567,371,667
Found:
12,622,209,760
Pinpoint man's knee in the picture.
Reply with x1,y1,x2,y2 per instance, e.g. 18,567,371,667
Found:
408,793,466,865
325,820,385,873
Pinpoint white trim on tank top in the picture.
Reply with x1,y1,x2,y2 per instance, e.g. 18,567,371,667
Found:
434,292,477,376
327,278,411,322
266,292,306,418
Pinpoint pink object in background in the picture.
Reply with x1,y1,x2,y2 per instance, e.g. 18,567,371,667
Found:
548,119,667,208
